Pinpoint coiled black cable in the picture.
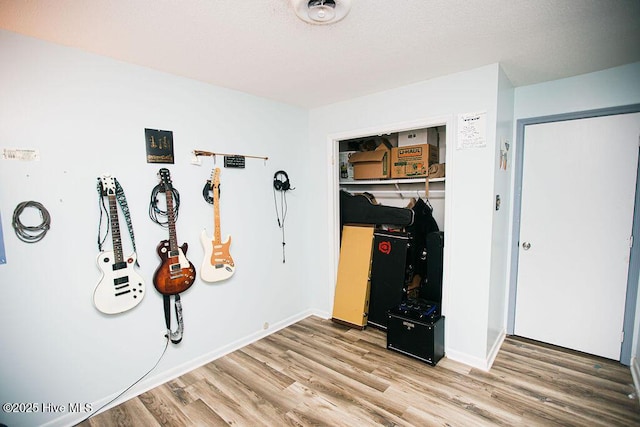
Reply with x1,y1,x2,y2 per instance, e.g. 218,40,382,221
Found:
12,201,51,243
148,184,180,227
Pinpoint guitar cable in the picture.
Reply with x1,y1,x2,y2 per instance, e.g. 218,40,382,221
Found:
12,201,51,243
149,184,180,227
96,190,110,252
202,179,216,204
273,187,288,263
75,334,170,424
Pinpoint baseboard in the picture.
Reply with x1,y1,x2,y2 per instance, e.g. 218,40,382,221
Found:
309,308,331,319
445,348,492,371
486,330,506,370
631,356,640,405
445,330,505,372
48,309,319,427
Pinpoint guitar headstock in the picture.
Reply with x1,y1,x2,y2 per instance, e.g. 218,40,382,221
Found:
158,168,173,190
99,174,116,196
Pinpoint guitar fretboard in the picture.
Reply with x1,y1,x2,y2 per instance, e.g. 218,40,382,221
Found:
165,188,179,254
108,194,123,263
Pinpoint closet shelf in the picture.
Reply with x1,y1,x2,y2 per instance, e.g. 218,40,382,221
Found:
339,177,445,185
339,177,445,199
361,189,445,199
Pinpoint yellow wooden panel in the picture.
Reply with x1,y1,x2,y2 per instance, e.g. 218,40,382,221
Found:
332,225,374,327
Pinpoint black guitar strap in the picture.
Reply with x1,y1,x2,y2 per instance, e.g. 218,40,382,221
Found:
163,294,183,344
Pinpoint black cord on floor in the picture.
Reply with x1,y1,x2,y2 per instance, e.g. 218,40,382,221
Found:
74,335,170,425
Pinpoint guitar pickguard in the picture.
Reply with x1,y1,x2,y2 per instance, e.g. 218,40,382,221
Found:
200,230,235,282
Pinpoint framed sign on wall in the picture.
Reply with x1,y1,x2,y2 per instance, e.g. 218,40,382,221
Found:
145,128,175,164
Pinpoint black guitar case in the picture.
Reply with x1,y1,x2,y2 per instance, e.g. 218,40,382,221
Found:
340,190,414,228
419,231,444,305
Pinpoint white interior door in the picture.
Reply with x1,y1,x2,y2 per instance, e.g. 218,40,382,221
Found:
514,112,640,360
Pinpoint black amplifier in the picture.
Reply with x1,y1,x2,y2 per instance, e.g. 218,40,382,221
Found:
387,299,444,366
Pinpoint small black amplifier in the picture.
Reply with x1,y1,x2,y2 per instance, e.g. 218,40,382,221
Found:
387,299,444,366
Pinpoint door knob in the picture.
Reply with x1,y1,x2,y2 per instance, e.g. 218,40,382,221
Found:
522,242,531,250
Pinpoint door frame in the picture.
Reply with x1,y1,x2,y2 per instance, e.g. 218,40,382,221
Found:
326,115,454,317
507,103,640,365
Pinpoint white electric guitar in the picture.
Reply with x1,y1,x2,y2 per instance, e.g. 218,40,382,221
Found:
94,175,145,314
200,168,235,282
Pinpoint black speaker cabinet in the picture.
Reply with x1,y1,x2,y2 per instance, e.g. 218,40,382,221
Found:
367,230,412,330
387,307,445,366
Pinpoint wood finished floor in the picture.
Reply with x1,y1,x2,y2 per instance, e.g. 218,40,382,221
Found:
79,316,640,426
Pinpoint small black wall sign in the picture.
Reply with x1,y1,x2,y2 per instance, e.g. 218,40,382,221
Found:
224,155,245,168
145,129,175,164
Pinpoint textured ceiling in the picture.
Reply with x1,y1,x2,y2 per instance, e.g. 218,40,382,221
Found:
1,0,639,108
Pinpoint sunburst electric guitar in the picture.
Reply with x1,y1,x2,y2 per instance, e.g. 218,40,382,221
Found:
94,175,145,314
153,168,196,295
200,168,235,282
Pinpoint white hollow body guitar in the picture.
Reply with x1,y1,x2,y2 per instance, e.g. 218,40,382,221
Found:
93,175,145,314
200,168,235,282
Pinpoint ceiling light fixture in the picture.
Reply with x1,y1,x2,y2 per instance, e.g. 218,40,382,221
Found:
292,0,351,25
308,0,336,22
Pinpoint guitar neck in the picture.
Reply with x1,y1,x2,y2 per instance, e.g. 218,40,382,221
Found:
213,185,222,244
165,189,180,252
107,194,124,263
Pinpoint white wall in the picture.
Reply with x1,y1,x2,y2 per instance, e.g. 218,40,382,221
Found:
306,64,508,368
487,67,515,362
0,30,310,427
4,26,638,427
514,62,640,119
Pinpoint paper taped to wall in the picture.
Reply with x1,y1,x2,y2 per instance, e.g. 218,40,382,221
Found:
457,112,487,149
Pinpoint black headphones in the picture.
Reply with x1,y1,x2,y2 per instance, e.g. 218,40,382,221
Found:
273,170,291,191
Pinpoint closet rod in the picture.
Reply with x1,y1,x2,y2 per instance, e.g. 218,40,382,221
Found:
193,150,268,161
360,189,445,199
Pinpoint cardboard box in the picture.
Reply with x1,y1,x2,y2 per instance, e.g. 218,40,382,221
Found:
398,129,429,147
348,144,390,179
391,144,439,178
339,151,357,180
